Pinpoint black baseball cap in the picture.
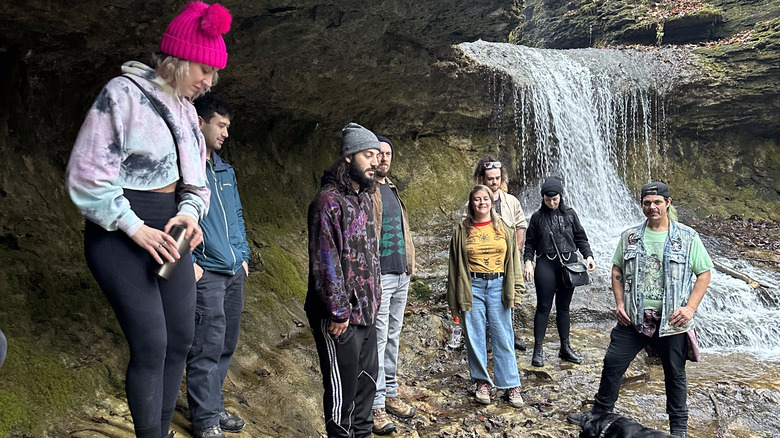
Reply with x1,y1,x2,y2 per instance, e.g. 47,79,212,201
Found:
641,181,670,199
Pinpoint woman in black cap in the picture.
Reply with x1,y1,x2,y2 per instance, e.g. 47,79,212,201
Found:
523,176,595,367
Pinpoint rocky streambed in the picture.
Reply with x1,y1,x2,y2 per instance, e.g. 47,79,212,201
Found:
64,214,780,438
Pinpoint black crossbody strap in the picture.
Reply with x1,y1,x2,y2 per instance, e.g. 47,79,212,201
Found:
549,230,566,266
122,75,182,176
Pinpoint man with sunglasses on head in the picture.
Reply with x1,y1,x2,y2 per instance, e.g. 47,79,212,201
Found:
567,181,712,438
471,156,528,351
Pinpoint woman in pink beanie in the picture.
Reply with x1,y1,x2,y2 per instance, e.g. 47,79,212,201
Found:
65,3,231,438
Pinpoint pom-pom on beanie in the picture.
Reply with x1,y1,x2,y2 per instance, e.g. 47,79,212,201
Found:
160,2,232,69
341,123,381,158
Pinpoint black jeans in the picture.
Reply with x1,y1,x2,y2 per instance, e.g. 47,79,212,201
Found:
594,323,689,433
85,190,196,438
308,316,378,438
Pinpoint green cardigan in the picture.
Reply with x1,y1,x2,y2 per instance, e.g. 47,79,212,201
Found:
446,221,526,317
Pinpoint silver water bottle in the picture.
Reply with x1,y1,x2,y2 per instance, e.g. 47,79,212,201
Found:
156,225,191,280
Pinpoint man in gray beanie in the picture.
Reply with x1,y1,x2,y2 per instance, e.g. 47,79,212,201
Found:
306,122,383,438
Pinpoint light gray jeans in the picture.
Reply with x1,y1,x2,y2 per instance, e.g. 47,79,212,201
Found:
372,272,411,409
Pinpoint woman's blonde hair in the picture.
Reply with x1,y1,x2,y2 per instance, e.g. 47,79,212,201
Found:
151,52,219,100
464,185,503,236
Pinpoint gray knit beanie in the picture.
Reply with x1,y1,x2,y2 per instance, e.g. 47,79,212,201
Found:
340,122,381,158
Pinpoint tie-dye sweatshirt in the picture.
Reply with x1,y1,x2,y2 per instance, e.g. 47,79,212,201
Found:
305,172,382,326
66,61,209,236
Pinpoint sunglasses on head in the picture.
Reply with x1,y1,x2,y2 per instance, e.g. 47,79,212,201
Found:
484,161,502,169
544,191,559,197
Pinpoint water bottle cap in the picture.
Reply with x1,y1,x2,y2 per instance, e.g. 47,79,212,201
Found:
454,317,460,323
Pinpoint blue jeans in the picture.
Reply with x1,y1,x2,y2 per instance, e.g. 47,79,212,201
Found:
373,273,410,409
462,276,520,388
186,268,246,429
594,323,689,433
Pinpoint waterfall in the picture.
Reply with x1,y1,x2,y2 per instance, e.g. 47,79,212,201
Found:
458,40,780,360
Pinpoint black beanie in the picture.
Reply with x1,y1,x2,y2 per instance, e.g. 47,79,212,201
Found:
541,176,564,196
376,136,394,154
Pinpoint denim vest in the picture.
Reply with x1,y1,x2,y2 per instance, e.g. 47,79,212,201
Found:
619,220,699,337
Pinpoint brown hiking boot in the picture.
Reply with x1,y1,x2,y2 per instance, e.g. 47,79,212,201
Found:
372,408,396,435
385,396,416,419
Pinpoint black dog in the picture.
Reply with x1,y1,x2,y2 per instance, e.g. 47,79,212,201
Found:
572,411,676,438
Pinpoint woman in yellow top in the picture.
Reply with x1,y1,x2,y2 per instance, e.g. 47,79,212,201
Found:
447,185,525,408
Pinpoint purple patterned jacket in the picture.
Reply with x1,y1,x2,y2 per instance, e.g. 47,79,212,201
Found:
305,172,382,326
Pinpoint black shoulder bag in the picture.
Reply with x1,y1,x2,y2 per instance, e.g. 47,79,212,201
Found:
549,230,589,288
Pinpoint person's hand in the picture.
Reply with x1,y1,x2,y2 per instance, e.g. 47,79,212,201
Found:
164,215,203,250
615,305,631,326
669,306,696,327
193,263,204,282
328,320,349,338
242,260,249,277
586,256,596,272
523,260,534,283
130,224,180,265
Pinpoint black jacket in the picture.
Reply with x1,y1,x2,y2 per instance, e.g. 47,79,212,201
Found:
523,203,593,261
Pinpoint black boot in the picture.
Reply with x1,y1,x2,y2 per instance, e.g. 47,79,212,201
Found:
531,340,544,367
559,339,583,364
514,337,527,351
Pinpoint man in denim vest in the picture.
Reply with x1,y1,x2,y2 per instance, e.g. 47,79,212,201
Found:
567,182,712,438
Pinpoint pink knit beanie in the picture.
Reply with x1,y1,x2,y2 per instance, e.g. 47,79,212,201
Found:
160,2,232,69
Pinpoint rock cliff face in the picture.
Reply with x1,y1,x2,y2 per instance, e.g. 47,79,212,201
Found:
0,0,778,436
515,0,780,218
0,0,518,436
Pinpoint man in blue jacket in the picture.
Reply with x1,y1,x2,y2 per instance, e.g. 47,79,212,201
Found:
187,95,250,438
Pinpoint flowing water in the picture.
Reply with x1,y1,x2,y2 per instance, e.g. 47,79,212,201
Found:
457,40,780,361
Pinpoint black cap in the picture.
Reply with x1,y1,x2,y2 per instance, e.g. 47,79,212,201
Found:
641,181,670,199
541,176,564,197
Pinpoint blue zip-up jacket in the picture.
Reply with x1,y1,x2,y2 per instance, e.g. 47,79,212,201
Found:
193,152,250,275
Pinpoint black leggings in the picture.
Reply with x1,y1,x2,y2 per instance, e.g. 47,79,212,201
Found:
533,254,575,342
85,190,195,438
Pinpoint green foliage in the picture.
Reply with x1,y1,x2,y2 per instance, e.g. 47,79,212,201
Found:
392,136,478,226
410,280,433,302
253,242,307,301
0,338,103,436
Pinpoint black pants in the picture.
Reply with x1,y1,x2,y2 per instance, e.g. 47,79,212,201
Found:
533,255,575,342
308,316,378,438
594,323,689,434
85,190,196,438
